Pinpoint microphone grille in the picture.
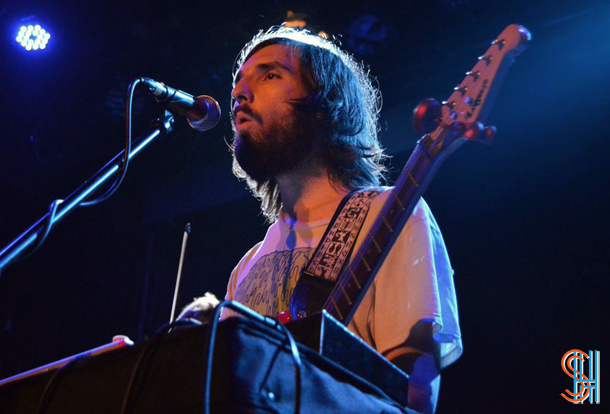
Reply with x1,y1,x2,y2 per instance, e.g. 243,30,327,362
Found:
188,95,221,132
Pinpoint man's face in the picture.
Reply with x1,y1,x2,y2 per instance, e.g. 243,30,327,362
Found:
231,44,316,182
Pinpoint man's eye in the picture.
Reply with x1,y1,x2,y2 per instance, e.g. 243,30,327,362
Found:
266,73,279,80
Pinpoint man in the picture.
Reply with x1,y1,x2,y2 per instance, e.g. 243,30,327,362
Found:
221,26,462,414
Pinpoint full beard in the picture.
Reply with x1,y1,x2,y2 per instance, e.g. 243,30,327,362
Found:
232,110,321,183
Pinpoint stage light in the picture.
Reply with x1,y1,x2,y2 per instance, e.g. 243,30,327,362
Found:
15,24,50,52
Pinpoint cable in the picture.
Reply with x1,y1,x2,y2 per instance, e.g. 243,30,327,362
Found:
81,78,140,206
16,78,141,262
16,199,63,263
275,318,302,414
201,303,226,414
202,301,303,414
202,302,271,414
119,318,202,414
35,355,84,414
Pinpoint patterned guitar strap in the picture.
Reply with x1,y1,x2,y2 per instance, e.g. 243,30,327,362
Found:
291,188,380,318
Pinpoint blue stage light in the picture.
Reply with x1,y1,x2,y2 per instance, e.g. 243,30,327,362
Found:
15,24,50,51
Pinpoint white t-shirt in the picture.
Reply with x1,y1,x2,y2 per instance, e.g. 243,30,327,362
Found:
222,189,462,369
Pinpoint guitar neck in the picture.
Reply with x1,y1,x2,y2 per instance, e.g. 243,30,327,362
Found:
323,131,461,324
318,24,530,326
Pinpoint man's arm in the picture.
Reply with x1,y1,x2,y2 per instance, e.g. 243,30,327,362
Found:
385,320,441,414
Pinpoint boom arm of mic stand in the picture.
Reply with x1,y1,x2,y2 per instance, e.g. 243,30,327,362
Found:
0,115,175,276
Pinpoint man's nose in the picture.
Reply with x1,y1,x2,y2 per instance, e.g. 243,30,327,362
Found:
231,78,252,104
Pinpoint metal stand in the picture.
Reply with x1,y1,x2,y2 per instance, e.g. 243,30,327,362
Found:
0,115,175,275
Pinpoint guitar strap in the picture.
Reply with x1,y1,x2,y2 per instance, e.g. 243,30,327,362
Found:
301,188,380,284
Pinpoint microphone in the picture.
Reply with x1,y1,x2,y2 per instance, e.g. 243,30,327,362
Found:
141,77,221,132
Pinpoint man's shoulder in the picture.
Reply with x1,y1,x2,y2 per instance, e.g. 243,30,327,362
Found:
244,240,265,260
232,240,264,275
232,217,284,271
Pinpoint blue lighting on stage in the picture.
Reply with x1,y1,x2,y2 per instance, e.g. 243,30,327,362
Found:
15,24,51,51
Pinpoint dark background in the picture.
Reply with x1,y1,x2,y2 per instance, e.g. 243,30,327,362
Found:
0,0,608,412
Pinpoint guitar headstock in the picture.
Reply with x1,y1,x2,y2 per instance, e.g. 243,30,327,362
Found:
414,24,531,158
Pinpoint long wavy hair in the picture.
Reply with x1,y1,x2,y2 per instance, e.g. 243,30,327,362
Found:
231,26,387,222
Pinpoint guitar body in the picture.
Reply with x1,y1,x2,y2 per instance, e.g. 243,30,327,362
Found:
289,273,334,320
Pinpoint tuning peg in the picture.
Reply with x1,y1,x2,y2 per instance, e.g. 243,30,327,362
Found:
462,121,484,141
413,98,442,134
479,125,496,145
465,70,481,81
491,38,506,50
478,55,493,65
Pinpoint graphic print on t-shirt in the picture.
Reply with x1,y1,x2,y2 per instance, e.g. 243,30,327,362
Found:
234,248,312,317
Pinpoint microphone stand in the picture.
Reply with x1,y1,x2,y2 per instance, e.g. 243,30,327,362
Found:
0,114,175,276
